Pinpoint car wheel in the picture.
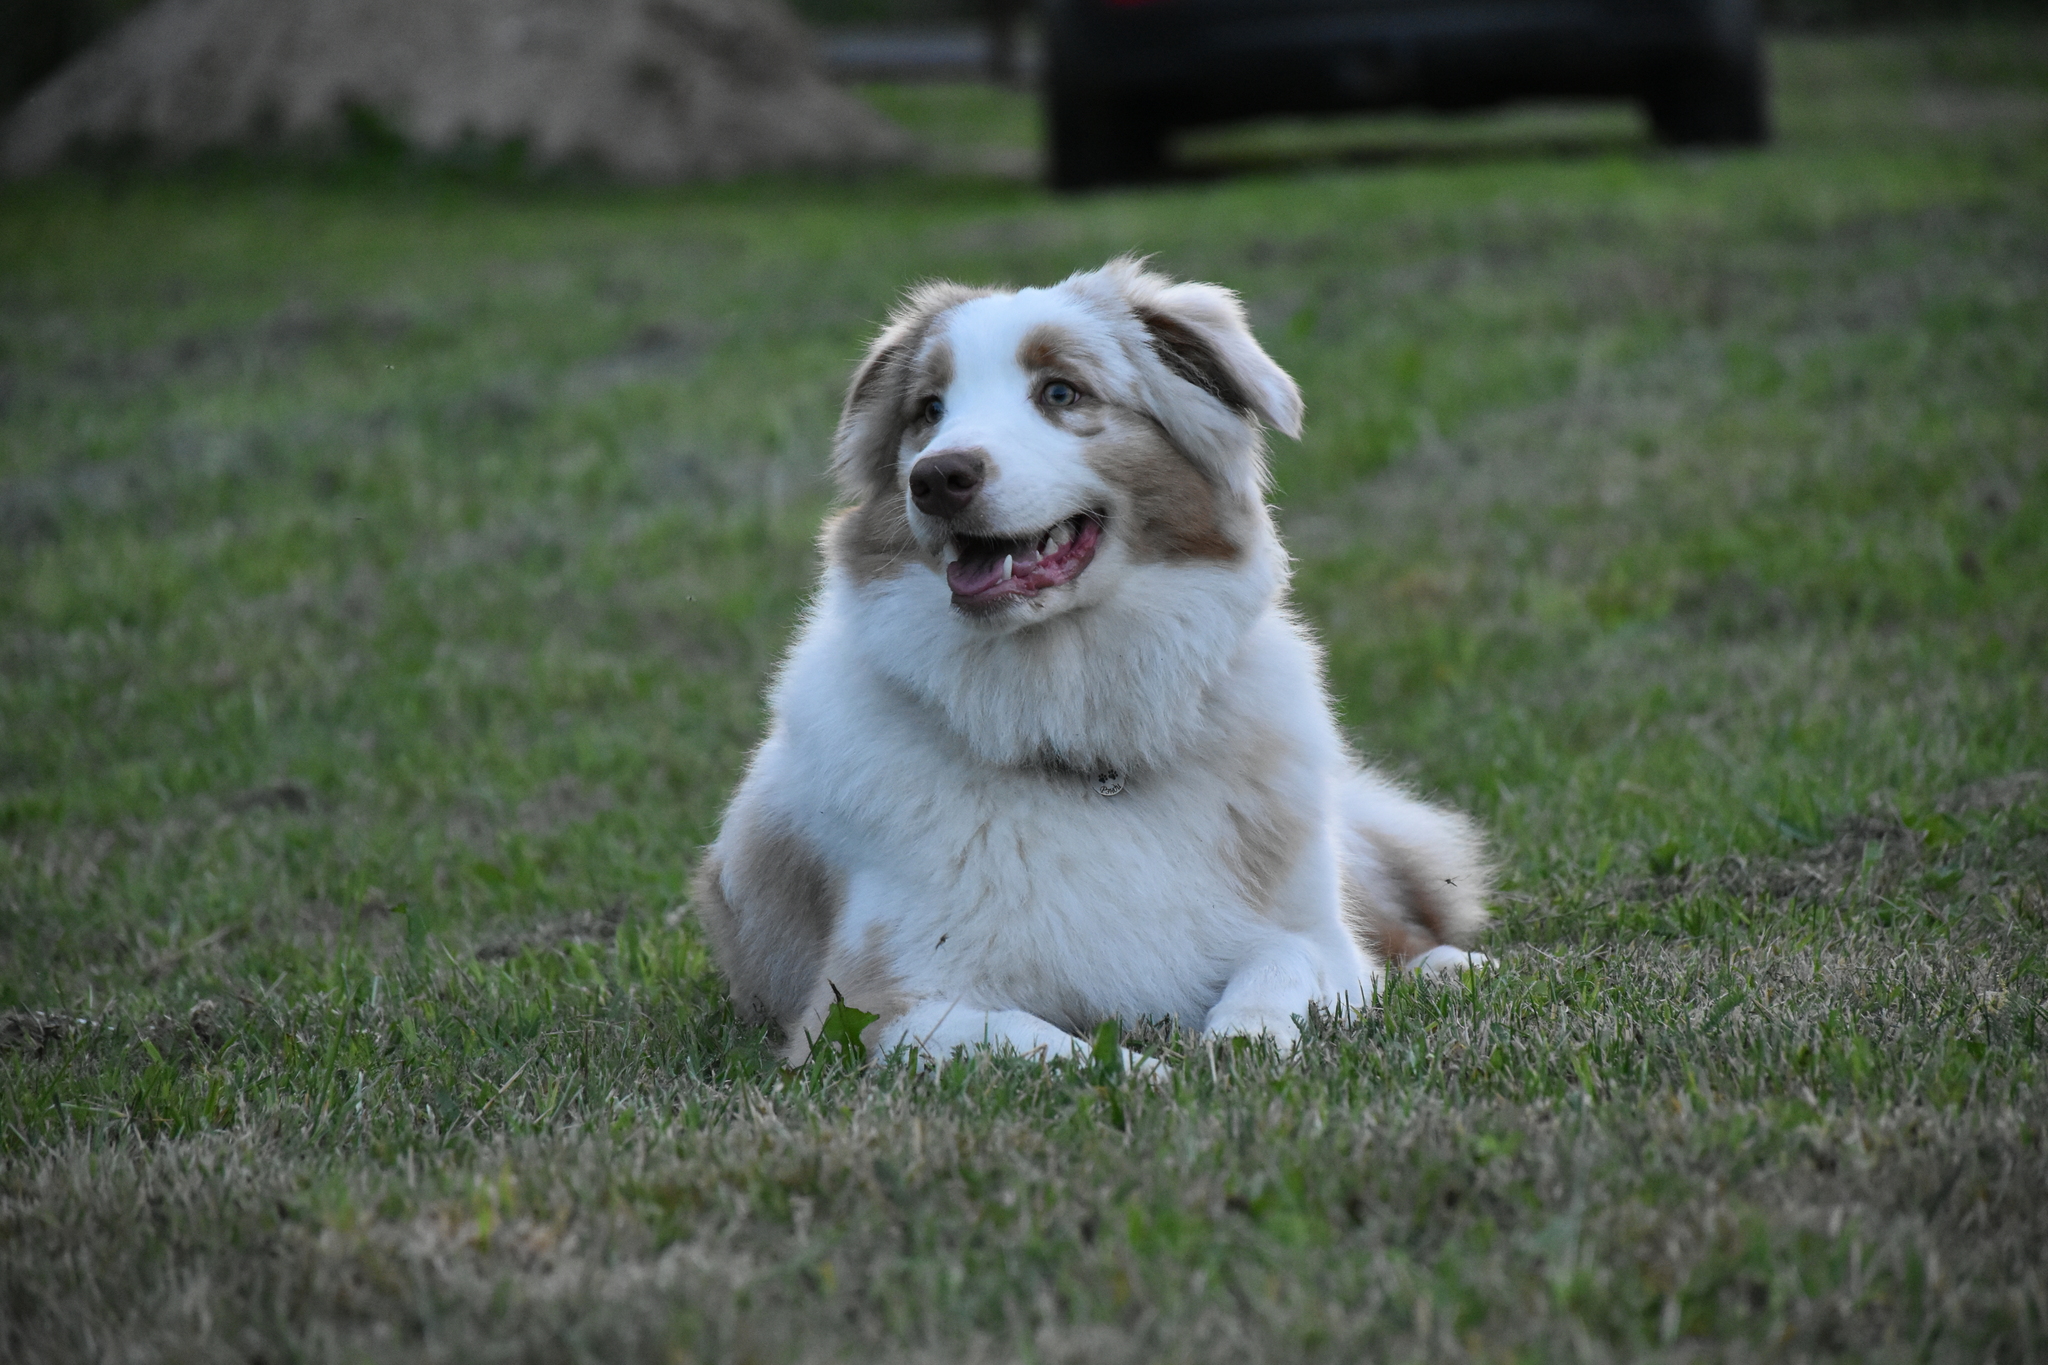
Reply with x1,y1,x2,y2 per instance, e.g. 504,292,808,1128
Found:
1045,87,1166,190
1644,0,1771,147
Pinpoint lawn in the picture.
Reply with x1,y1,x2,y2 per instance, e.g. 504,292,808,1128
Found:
2,26,2045,1363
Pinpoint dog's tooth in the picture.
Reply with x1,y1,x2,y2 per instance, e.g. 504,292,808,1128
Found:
1001,553,1013,581
1047,522,1071,550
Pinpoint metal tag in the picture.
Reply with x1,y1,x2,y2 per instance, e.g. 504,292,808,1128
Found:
1094,767,1125,798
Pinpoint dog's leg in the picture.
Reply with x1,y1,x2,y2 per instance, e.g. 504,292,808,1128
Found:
883,999,1162,1076
1203,933,1367,1049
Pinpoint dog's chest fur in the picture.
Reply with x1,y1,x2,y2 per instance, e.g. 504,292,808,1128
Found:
763,580,1338,1029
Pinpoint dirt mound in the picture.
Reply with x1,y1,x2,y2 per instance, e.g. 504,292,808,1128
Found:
1,0,911,180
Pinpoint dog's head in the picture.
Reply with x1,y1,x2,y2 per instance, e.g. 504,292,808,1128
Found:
826,258,1302,629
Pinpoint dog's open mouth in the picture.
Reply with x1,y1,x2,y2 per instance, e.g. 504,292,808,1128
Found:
945,513,1102,609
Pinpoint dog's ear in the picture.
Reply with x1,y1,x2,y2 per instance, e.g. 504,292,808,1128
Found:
1134,294,1302,441
1089,257,1303,438
832,281,987,501
1079,257,1304,496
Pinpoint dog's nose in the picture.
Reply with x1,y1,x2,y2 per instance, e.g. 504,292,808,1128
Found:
907,450,987,519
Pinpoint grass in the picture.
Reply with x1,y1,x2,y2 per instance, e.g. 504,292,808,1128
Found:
2,26,2045,1363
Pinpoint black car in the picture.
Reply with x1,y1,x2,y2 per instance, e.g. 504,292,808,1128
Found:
1042,0,1769,188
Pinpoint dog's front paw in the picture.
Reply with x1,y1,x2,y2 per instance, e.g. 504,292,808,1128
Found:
1201,1003,1302,1050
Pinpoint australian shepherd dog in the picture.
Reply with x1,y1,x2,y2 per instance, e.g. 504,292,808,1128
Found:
695,258,1491,1068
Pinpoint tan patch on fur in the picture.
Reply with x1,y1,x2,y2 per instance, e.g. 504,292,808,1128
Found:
1016,322,1105,379
785,924,914,1063
824,495,923,586
1017,324,1067,375
1005,969,1106,1043
915,337,955,405
896,339,951,462
826,329,965,588
690,846,738,975
835,285,988,501
826,324,966,587
1134,305,1255,415
1223,800,1312,916
1341,870,1434,963
691,808,842,1030
1342,829,1482,961
1085,422,1244,563
1216,723,1311,915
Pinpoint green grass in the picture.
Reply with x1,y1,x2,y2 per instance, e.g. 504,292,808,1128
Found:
3,28,2046,1363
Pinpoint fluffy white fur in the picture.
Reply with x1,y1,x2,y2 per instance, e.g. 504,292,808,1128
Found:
696,258,1491,1067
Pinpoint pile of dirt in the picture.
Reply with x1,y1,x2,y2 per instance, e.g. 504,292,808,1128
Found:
0,0,911,180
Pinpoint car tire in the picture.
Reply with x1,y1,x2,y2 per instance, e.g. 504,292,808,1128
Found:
1045,87,1166,190
1644,0,1771,147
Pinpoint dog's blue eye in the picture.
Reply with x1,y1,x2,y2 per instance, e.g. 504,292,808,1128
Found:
1044,381,1079,408
923,397,944,423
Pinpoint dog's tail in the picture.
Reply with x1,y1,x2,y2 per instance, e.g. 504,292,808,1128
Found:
1335,769,1491,965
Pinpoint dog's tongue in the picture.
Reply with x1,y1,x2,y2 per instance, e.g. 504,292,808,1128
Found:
947,554,1012,598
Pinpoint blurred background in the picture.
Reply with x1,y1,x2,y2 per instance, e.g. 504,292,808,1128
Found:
8,0,2047,114
4,0,2045,184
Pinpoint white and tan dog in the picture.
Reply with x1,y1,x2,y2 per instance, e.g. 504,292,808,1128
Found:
695,258,1490,1067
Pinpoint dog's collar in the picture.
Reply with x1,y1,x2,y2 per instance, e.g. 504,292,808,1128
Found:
1030,752,1126,797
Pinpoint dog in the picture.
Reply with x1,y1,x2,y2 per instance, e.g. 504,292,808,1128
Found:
694,258,1490,1067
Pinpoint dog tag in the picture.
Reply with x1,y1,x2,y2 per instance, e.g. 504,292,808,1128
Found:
1094,767,1124,797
